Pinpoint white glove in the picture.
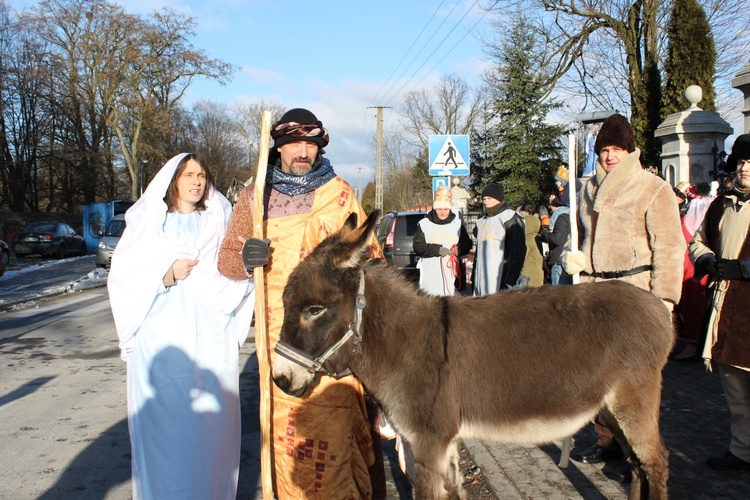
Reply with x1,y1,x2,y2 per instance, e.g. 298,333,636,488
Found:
561,250,586,275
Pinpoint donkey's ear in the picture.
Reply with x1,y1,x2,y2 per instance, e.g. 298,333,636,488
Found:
342,212,359,232
335,210,381,268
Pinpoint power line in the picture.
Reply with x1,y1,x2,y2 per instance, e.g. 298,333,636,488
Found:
356,0,493,175
357,1,448,173
388,0,498,111
366,0,448,108
376,0,464,107
382,0,482,109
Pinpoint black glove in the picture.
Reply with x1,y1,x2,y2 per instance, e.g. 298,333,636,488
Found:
438,246,451,257
694,254,718,279
242,238,271,269
716,258,750,280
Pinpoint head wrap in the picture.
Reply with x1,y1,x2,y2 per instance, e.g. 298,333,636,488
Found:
271,108,329,149
594,113,636,155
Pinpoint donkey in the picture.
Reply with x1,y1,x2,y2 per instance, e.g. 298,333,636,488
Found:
273,211,674,500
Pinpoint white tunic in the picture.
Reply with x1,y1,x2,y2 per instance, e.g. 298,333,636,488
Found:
108,153,254,500
473,211,514,295
127,212,241,499
417,216,462,296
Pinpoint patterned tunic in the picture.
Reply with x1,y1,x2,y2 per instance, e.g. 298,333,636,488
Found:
218,175,382,499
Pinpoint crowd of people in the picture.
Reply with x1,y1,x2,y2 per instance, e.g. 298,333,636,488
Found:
106,106,750,499
412,113,750,483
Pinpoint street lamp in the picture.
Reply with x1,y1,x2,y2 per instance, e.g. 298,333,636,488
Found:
709,141,727,184
139,160,148,197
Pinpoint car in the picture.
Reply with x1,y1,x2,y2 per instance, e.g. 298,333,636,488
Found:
375,210,427,281
96,215,126,268
11,222,87,259
0,239,8,277
0,239,9,265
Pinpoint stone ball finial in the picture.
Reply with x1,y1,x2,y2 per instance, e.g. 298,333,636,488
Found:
685,85,703,109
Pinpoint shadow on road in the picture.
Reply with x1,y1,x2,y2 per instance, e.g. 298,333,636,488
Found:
36,351,264,498
0,376,55,408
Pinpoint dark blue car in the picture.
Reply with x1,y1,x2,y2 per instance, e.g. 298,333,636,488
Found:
12,222,87,259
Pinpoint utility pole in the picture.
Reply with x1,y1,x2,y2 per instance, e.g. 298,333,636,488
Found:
368,106,390,211
356,166,364,201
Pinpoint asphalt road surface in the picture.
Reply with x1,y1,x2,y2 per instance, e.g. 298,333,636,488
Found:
0,287,437,499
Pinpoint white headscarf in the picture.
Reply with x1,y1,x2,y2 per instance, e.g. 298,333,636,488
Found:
108,153,253,359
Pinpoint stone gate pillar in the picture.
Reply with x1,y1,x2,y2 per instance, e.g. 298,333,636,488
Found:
732,61,750,134
655,85,733,186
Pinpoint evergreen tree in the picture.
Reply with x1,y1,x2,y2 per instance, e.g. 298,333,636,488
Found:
472,16,565,209
662,0,717,117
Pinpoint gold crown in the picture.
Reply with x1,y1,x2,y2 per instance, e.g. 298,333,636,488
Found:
555,165,569,182
434,186,452,203
433,186,452,209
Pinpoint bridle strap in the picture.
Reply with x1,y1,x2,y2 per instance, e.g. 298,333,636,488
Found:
274,268,366,375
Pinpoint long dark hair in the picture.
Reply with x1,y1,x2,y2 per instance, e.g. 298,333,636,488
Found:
164,153,214,212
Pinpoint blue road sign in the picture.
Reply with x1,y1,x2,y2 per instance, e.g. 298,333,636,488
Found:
429,135,470,176
432,177,449,193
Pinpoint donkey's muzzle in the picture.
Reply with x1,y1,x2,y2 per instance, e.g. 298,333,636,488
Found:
272,374,309,398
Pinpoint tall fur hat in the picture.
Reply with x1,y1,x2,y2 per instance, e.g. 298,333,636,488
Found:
594,113,635,155
481,182,504,202
726,134,750,172
433,185,452,209
554,165,570,185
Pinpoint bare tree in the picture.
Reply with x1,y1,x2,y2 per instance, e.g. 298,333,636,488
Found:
400,74,485,150
231,100,285,181
484,0,750,162
381,130,429,211
110,7,234,199
30,0,129,207
189,99,246,194
0,3,57,211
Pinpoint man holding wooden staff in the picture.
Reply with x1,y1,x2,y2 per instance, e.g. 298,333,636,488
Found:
562,113,685,483
218,108,384,499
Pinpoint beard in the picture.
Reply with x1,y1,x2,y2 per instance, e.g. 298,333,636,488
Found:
284,156,313,175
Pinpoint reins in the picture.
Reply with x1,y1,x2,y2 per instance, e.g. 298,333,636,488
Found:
274,268,366,376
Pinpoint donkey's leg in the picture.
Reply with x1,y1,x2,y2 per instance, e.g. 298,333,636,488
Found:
607,373,669,500
442,439,466,500
411,436,455,500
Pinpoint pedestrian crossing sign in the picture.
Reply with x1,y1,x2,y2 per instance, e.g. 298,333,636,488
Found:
429,135,470,176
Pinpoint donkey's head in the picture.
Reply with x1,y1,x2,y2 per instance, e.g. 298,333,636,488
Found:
272,210,380,397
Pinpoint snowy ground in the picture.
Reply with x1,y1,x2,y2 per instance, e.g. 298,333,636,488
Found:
0,255,107,310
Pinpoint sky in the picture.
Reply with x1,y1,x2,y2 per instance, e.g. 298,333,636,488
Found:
10,0,495,188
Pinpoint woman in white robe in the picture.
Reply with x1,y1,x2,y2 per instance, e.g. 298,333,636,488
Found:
108,153,254,500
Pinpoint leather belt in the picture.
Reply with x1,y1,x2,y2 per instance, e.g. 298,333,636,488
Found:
582,265,653,279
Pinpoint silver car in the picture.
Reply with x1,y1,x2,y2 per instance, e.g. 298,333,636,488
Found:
96,215,126,268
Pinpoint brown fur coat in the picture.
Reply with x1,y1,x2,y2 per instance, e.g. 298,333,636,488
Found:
578,149,685,303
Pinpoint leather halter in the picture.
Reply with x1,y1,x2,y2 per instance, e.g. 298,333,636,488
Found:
274,268,366,375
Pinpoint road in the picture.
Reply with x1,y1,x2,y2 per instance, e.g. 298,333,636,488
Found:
0,283,434,499
0,287,269,498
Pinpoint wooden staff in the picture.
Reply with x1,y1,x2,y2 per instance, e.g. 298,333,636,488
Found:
253,110,274,499
568,132,580,286
559,132,579,468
